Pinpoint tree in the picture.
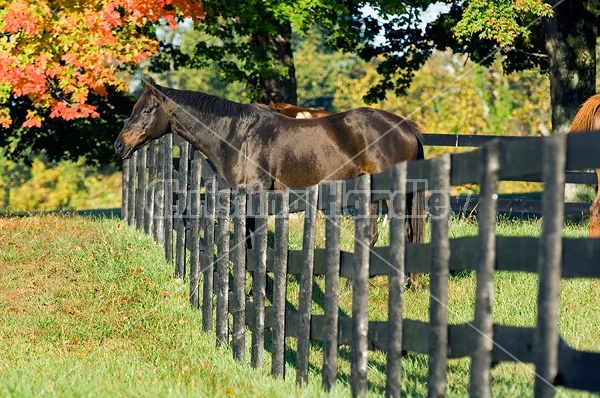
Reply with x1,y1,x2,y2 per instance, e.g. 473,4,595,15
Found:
333,0,596,133
3,88,137,164
0,0,204,163
171,1,596,132
177,0,319,104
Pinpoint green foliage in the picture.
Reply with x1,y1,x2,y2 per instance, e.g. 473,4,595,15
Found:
0,88,135,166
454,0,553,47
152,0,560,107
151,24,552,139
0,150,121,213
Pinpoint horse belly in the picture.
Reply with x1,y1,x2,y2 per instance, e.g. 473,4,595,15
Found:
272,142,355,189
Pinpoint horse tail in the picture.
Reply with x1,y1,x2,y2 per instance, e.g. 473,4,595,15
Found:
408,136,426,244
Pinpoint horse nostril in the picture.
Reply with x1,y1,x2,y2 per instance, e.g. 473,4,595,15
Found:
115,141,124,153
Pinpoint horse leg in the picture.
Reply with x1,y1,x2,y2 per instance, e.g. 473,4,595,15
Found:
369,202,380,246
590,170,600,237
405,189,427,287
245,216,256,249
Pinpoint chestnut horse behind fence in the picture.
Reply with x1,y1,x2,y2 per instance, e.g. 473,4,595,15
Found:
269,101,331,119
569,94,600,237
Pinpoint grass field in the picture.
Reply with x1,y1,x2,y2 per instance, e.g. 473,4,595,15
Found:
1,214,599,397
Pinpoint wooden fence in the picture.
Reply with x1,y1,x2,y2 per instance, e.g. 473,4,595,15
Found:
121,132,600,397
423,133,595,217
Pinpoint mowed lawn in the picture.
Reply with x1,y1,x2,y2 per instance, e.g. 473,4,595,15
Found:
1,215,599,397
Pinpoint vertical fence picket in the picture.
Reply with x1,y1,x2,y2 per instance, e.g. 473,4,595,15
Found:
251,191,269,369
296,185,319,386
323,181,342,391
534,133,566,398
427,154,451,398
216,189,231,347
351,174,371,397
122,158,130,222
470,142,500,397
175,141,190,279
271,190,290,378
144,141,156,235
386,162,407,398
135,147,147,230
232,191,247,362
188,151,202,308
127,152,137,226
164,134,174,264
202,174,217,332
154,138,165,244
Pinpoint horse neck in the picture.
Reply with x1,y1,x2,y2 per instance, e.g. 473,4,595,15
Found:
166,102,235,173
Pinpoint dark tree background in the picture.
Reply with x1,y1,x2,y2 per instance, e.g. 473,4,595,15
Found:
3,0,599,165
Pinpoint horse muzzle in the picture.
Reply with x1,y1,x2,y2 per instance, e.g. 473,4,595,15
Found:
114,139,134,159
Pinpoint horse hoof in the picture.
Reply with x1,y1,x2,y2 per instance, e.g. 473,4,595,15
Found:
405,275,413,289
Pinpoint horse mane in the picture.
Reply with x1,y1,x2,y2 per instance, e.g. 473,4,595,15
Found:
155,85,258,118
570,94,600,132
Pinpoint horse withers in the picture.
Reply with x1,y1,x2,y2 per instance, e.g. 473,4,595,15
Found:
115,81,426,281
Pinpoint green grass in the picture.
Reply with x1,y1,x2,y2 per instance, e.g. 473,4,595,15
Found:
0,216,331,397
1,214,599,397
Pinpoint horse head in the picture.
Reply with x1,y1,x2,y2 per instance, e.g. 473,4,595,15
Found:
114,80,170,159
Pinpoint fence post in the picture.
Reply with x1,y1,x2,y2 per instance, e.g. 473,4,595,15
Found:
127,152,137,226
188,150,202,308
271,190,290,378
122,158,130,222
323,181,342,391
164,134,174,264
351,174,371,397
470,141,500,398
296,185,319,386
428,154,451,398
135,147,147,230
232,190,247,362
144,141,156,235
216,188,231,347
153,138,165,244
534,133,566,398
251,191,269,369
386,162,407,398
202,174,217,332
175,141,190,279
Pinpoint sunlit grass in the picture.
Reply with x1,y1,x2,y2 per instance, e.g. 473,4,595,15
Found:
1,214,598,397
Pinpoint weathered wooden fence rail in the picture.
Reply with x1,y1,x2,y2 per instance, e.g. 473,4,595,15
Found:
424,133,596,217
122,131,600,397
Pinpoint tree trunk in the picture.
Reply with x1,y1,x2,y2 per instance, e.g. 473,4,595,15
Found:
251,22,298,105
543,0,598,133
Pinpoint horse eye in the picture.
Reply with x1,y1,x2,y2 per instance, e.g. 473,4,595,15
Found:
142,108,152,116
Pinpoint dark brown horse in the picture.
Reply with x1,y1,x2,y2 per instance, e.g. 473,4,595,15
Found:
268,101,332,119
115,81,426,257
570,94,600,237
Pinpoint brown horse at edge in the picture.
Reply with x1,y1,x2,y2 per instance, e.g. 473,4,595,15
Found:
569,94,600,237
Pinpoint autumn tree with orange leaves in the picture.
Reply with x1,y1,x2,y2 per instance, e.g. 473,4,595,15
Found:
0,0,204,129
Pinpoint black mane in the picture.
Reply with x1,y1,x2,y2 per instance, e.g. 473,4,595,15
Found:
157,86,258,118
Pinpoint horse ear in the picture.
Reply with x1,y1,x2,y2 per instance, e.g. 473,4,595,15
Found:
141,77,157,91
